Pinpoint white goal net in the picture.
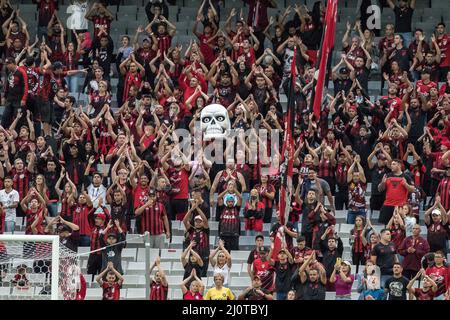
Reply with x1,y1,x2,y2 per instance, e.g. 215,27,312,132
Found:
0,235,80,300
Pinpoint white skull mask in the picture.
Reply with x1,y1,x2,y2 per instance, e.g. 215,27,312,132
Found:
200,104,230,140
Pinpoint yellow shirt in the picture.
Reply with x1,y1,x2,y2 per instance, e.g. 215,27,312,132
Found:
203,287,235,300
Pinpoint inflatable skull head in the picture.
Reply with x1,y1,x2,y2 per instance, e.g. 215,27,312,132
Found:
200,104,230,140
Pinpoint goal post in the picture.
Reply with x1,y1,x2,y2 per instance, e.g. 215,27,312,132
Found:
0,235,66,300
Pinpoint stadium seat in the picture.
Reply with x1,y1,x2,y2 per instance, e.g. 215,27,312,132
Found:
122,248,137,262
85,288,103,300
126,288,146,300
123,275,146,288
161,249,183,261
230,276,251,289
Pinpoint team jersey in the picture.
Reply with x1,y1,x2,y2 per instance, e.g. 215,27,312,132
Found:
149,280,168,300
203,287,235,300
252,258,275,292
101,282,121,300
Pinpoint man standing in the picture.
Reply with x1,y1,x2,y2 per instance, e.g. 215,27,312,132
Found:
435,22,450,82
2,57,28,128
246,235,264,279
384,263,409,300
371,229,398,287
0,177,19,233
386,0,415,47
398,224,430,280
135,190,170,249
425,251,449,300
378,159,415,225
243,0,276,57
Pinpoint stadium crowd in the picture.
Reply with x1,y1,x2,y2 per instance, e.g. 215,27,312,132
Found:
0,0,449,301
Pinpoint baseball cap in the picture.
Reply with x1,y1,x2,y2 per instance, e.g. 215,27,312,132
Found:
278,248,288,254
431,209,441,216
107,233,118,239
58,225,72,233
95,213,106,220
259,246,268,254
149,189,156,197
194,215,203,221
339,67,349,74
342,260,352,267
225,194,236,203
52,61,64,70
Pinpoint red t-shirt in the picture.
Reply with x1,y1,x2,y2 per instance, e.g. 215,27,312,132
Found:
413,288,435,300
167,168,189,200
133,185,150,209
252,258,275,292
384,175,410,206
426,265,448,296
101,282,121,300
416,80,437,98
198,34,215,66
436,34,450,67
183,291,203,300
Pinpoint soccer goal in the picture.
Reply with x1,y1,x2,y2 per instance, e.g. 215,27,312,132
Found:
0,235,79,300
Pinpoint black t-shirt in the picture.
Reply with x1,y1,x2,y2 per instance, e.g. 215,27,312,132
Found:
393,6,414,33
247,248,261,265
370,164,388,195
333,78,353,96
391,47,413,72
371,242,397,275
242,287,271,300
384,276,409,300
354,67,370,93
302,280,326,300
274,261,295,293
408,108,427,139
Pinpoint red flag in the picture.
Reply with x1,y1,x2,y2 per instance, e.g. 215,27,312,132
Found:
312,0,338,119
273,48,297,260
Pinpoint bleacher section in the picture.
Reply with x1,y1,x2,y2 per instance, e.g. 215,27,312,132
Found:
2,0,449,300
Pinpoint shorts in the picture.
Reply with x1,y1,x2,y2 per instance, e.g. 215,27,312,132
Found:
219,235,239,252
87,253,103,275
370,194,385,211
171,199,189,221
379,205,395,225
39,100,53,123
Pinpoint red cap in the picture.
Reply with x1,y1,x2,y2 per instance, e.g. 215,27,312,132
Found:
95,213,106,220
441,140,450,150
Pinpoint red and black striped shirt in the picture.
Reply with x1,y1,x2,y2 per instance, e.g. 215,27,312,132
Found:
72,204,93,236
351,229,365,253
157,34,172,54
219,206,241,236
186,227,210,258
60,195,75,222
254,183,275,209
149,280,168,300
318,158,334,179
11,168,30,200
140,202,166,235
25,208,43,235
437,177,450,211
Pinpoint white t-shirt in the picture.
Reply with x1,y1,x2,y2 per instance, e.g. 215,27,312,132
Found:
66,2,89,31
0,189,20,222
213,263,230,286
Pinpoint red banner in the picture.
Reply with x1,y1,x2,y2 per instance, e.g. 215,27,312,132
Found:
312,0,338,119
